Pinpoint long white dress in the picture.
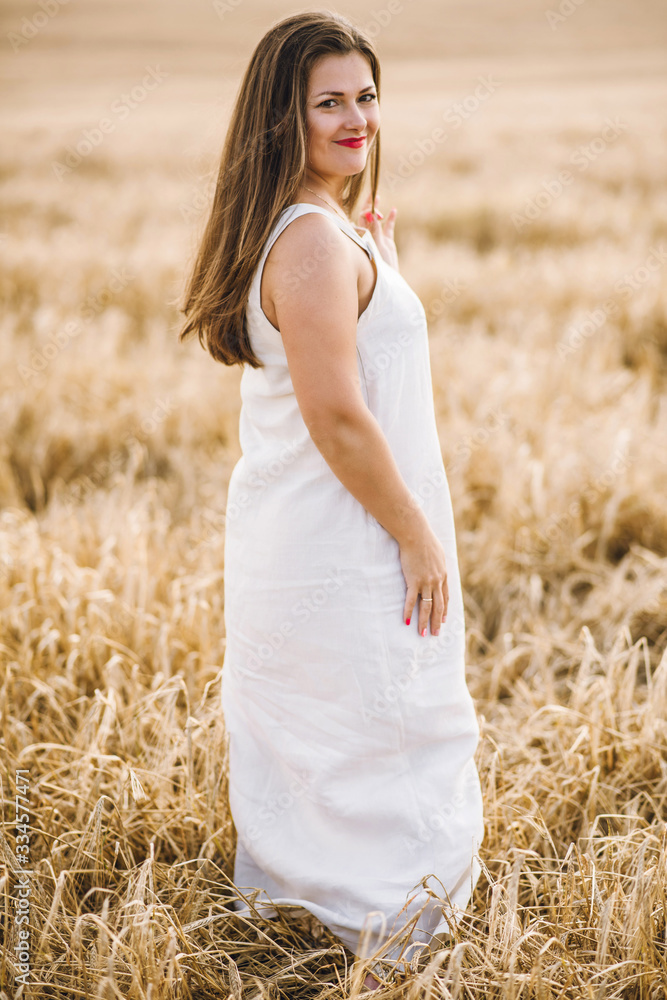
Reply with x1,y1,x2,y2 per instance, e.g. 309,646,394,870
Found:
221,203,484,972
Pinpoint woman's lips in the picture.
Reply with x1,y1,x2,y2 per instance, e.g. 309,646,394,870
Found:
334,137,366,148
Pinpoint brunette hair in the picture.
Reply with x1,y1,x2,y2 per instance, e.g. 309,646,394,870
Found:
177,9,381,368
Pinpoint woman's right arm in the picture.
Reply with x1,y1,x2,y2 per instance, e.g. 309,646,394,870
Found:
265,211,448,637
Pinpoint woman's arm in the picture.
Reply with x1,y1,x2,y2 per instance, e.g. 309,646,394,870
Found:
265,211,448,636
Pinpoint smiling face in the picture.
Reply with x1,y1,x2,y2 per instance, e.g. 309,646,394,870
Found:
303,50,380,191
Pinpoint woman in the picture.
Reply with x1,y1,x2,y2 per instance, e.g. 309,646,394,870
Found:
179,9,484,991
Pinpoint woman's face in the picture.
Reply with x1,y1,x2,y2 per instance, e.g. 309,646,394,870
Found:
304,51,379,185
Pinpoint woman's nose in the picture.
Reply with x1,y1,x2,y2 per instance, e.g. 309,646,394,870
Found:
344,101,368,128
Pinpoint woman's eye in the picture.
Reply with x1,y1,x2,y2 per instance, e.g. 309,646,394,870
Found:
317,94,377,108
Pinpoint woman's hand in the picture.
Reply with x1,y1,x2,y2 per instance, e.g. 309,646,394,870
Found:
357,193,399,271
398,521,449,637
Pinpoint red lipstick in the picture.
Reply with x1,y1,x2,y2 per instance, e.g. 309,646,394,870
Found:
334,136,366,148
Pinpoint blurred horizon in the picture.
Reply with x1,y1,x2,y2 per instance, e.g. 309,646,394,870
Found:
3,1,666,157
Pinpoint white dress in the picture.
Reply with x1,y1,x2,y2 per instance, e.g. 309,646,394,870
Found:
221,203,484,971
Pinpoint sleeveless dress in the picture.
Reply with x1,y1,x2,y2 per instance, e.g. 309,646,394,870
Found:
221,203,484,971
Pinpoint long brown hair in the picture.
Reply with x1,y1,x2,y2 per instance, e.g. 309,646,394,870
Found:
177,9,381,369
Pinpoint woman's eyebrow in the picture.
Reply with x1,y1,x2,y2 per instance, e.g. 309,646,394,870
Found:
312,85,376,97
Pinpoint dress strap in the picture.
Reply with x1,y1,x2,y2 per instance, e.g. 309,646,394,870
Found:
271,203,374,262
249,203,376,319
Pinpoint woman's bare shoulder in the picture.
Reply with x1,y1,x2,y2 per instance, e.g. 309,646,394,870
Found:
260,209,358,328
265,208,346,273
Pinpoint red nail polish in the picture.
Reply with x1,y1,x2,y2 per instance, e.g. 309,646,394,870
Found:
405,617,410,625
421,627,426,637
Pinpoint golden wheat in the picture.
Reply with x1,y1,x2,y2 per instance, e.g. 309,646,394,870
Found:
1,1,666,996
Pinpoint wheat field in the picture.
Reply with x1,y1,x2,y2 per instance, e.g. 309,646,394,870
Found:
1,0,667,996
